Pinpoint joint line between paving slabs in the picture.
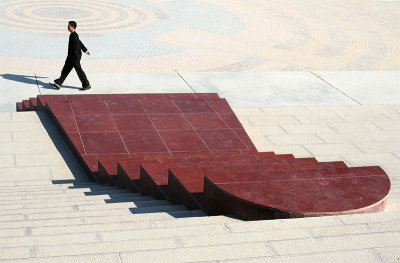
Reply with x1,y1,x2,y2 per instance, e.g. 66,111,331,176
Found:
34,73,41,95
175,70,196,93
103,101,131,156
137,98,172,155
310,71,361,105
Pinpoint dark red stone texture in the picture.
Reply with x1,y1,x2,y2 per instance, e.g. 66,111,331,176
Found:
16,93,391,220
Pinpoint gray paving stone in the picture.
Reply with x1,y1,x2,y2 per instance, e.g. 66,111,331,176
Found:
227,216,343,232
270,232,400,256
304,143,361,156
0,217,83,229
82,212,197,225
13,130,63,143
179,72,356,107
0,122,44,132
26,208,133,220
0,112,11,121
100,223,228,242
354,142,400,154
31,221,151,236
0,167,51,181
1,253,121,263
14,154,66,167
36,238,178,257
0,154,14,168
338,211,400,225
374,246,400,263
0,131,12,143
267,134,323,145
0,232,98,248
221,249,384,262
181,228,312,247
120,242,275,262
0,206,76,216
314,71,400,105
0,227,25,238
279,123,335,134
0,247,31,260
0,142,44,154
153,215,239,228
317,132,373,144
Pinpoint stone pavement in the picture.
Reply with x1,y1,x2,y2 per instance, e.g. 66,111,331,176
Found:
1,0,400,262
1,0,400,72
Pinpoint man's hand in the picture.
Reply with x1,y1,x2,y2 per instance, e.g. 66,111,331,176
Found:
86,51,91,55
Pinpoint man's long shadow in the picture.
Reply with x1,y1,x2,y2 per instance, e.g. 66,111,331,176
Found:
0,73,80,90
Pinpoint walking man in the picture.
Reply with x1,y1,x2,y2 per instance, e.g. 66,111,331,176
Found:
50,21,91,91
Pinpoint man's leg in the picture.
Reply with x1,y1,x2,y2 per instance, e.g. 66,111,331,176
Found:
73,61,90,89
55,59,74,86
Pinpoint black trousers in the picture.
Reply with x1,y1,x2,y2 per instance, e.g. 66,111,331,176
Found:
55,57,90,88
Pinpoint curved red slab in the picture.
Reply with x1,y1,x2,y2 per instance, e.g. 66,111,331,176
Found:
203,169,391,220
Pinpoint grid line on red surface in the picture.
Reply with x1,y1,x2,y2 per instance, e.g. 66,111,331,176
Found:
104,99,131,157
136,97,172,155
68,99,88,155
205,99,250,149
44,93,252,173
180,114,212,153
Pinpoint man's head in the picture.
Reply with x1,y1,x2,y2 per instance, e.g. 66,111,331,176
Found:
68,21,77,32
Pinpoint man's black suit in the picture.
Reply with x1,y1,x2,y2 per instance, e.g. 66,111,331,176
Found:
55,31,90,88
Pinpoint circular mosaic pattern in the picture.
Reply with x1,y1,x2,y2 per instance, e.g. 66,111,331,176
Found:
0,0,156,34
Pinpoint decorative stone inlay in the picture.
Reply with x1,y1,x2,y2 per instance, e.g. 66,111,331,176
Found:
0,0,156,35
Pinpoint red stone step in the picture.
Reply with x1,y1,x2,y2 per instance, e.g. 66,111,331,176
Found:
135,156,327,206
117,160,143,192
101,151,270,189
168,167,204,209
22,100,31,111
29,97,38,111
176,157,321,172
209,175,389,220
116,153,348,199
16,102,23,112
119,154,321,190
108,151,295,188
140,163,178,200
318,161,348,169
97,155,133,185
116,155,214,193
166,161,354,211
202,165,390,220
37,94,67,110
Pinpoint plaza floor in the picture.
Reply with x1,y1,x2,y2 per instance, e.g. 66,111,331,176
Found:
1,0,400,262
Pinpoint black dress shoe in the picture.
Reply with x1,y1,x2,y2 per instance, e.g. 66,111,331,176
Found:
49,82,61,90
80,85,91,91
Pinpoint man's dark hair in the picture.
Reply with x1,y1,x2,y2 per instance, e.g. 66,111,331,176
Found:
68,21,77,29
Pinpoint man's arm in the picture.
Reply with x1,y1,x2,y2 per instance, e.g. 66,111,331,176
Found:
80,41,90,55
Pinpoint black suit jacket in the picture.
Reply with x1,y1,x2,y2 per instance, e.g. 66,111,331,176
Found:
67,31,87,61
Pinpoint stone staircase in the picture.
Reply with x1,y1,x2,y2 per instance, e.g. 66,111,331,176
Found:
1,178,400,262
1,109,400,262
14,94,391,220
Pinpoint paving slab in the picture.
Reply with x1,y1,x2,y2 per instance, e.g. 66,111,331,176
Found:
314,71,400,105
178,72,357,107
42,72,192,94
222,249,384,263
0,73,40,112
